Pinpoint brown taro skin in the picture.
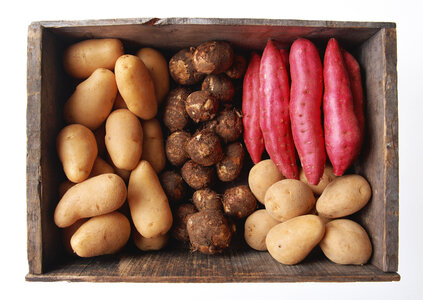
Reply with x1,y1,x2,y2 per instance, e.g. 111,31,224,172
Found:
185,130,223,166
159,170,187,204
225,54,247,79
163,87,191,132
222,185,257,219
193,41,234,75
165,131,191,167
201,74,235,103
216,142,245,182
187,210,233,254
185,91,219,123
181,160,215,190
171,203,197,243
192,188,223,211
169,47,205,85
215,106,243,143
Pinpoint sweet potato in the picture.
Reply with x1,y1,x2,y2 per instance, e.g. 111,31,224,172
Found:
323,38,361,176
280,49,290,78
289,38,325,185
260,40,298,179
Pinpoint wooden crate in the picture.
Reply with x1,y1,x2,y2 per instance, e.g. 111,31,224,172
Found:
26,18,399,282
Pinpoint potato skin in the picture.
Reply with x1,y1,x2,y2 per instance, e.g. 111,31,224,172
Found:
320,219,372,265
169,47,205,85
63,38,124,79
185,91,219,123
244,209,280,251
192,188,222,211
222,185,257,219
186,130,223,166
54,173,127,228
159,170,187,204
163,87,191,132
105,109,143,171
216,142,245,182
181,160,215,190
193,41,234,74
140,118,166,173
248,159,284,204
300,165,336,195
57,124,98,183
266,214,325,265
316,174,371,218
115,54,157,119
70,211,131,257
171,203,198,243
201,74,235,103
165,131,191,167
133,230,169,251
128,160,173,238
89,157,115,178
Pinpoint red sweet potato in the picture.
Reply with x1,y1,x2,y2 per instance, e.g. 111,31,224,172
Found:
242,52,264,164
289,38,326,185
280,49,290,77
323,38,361,176
260,40,298,179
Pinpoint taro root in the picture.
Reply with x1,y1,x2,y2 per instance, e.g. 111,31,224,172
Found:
201,74,235,103
216,142,245,182
192,188,223,211
198,119,218,133
225,54,247,79
185,91,219,123
187,210,233,254
171,203,197,243
165,131,191,167
193,41,234,75
159,170,187,204
186,130,223,166
169,47,205,85
215,106,243,143
181,160,214,190
222,185,257,219
163,87,190,132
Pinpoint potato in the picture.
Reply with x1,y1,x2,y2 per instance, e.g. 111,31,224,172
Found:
169,47,205,85
201,74,235,103
316,174,372,218
165,131,191,167
244,209,280,251
248,159,284,204
54,173,127,228
193,41,234,74
63,38,124,79
128,160,173,238
181,160,215,190
163,87,191,132
159,170,187,204
136,47,170,104
133,230,169,251
216,142,245,182
115,54,157,119
140,118,166,173
215,106,243,143
57,124,98,183
300,165,336,195
105,109,143,171
106,155,131,183
225,54,247,79
70,211,131,257
266,214,325,265
222,185,257,219
320,219,372,265
63,68,117,130
113,92,128,110
62,218,87,255
264,179,315,222
185,91,219,123
192,188,222,211
186,130,223,166
171,203,197,243
89,157,115,177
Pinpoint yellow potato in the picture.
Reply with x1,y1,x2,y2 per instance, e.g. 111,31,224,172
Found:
136,47,170,104
244,209,280,251
62,218,88,255
113,92,128,110
248,159,284,204
54,173,127,228
105,109,143,171
299,165,336,195
71,211,131,257
63,68,117,130
56,124,98,183
320,219,372,265
63,38,124,79
133,230,169,251
266,214,325,265
128,160,173,238
89,157,115,177
264,179,315,222
140,118,166,173
115,54,157,119
316,174,372,218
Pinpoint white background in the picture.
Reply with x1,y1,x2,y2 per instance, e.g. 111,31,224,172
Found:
1,0,422,299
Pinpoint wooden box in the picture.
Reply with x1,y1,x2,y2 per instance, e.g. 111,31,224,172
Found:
26,18,399,282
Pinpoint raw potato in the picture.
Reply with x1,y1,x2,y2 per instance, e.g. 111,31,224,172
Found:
113,92,128,110
264,179,315,222
115,54,157,119
185,91,219,123
136,47,170,104
169,47,205,85
62,218,87,255
70,211,131,257
192,188,222,211
57,124,98,183
300,165,336,195
181,160,215,190
89,157,115,177
171,203,197,242
105,109,143,171
216,142,245,182
201,74,235,102
320,219,372,265
193,41,234,74
54,174,127,228
63,38,124,79
244,209,280,251
215,106,243,143
248,159,285,204
222,185,257,219
165,131,191,167
163,87,191,132
316,174,372,218
128,160,173,238
186,130,223,166
141,118,166,173
225,54,247,79
133,230,169,251
266,214,325,265
159,170,187,204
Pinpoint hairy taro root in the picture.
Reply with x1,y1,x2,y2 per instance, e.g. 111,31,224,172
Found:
187,210,233,254
159,170,187,204
201,74,235,103
215,106,243,143
186,130,223,166
223,185,257,219
165,131,191,167
192,188,223,211
171,203,197,243
216,142,245,182
185,91,219,123
225,54,247,79
163,87,191,132
193,41,234,75
169,47,205,85
181,160,215,190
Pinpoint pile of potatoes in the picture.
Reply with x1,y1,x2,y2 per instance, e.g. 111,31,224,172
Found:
245,159,373,265
55,38,174,257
